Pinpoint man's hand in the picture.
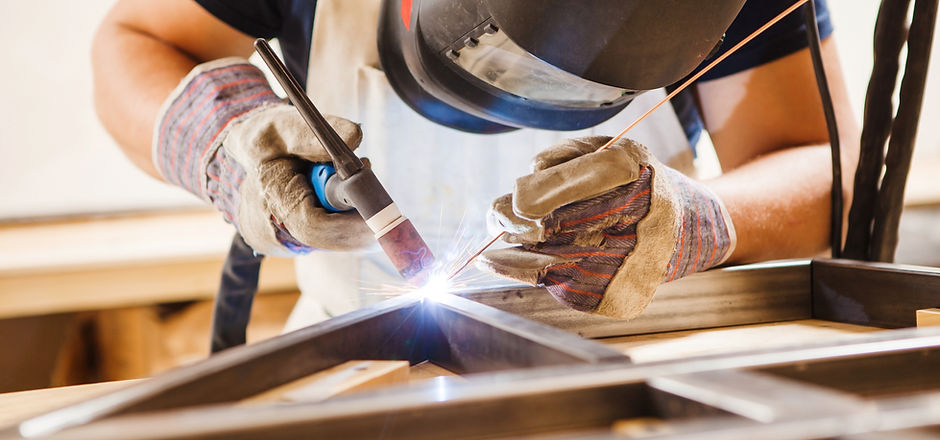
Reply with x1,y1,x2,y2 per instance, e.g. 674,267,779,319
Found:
479,136,735,319
154,58,372,256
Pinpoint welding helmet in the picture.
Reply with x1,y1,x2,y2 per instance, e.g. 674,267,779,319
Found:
378,0,747,133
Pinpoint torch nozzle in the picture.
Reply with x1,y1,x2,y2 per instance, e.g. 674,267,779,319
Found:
375,218,435,285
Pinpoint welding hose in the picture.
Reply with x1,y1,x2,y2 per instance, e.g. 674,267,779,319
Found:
209,165,357,353
210,233,263,353
801,0,843,258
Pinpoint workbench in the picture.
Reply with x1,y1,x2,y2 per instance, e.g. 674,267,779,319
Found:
0,211,300,390
0,211,295,319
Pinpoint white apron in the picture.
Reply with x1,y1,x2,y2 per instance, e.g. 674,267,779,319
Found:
284,0,694,330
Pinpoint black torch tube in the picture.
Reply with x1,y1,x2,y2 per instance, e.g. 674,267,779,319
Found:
803,0,843,258
253,39,363,179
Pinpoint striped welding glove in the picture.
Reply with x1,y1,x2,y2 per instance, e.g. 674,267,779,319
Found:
479,136,736,319
153,58,372,257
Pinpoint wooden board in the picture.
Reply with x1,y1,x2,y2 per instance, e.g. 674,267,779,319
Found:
245,361,409,404
409,361,461,382
599,319,880,363
917,308,940,327
0,380,140,429
611,418,671,437
0,211,297,319
92,291,300,381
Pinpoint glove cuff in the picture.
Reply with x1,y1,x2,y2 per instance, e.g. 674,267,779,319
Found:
152,57,280,200
661,168,736,281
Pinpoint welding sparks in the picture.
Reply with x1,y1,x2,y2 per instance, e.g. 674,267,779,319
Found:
415,273,452,302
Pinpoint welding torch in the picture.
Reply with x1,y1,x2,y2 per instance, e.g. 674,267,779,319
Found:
254,39,435,283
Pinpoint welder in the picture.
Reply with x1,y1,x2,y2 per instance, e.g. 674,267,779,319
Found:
92,0,859,329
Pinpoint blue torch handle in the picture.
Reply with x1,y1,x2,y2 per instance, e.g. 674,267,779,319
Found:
310,164,353,213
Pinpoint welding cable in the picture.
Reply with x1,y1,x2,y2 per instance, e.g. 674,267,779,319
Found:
210,234,263,353
802,0,843,258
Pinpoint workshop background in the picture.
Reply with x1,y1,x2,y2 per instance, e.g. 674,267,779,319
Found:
0,1,937,394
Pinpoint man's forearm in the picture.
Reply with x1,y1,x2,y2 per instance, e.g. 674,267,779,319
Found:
707,142,857,264
695,38,860,264
92,19,197,179
91,0,255,180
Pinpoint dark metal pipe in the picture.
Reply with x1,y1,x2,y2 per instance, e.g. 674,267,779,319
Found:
843,0,911,259
870,0,939,261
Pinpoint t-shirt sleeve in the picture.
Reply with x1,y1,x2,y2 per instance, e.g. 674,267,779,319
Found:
194,0,287,39
697,0,834,81
193,0,317,87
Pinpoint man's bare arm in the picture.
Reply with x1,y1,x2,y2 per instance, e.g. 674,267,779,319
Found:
699,39,860,263
92,0,254,179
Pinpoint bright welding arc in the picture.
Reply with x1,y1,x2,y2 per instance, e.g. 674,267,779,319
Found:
446,0,811,281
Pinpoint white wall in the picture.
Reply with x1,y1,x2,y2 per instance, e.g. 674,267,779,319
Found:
0,1,200,219
830,0,940,162
0,1,937,220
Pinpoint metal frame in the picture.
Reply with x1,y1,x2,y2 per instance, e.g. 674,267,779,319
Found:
458,259,812,338
28,328,940,440
813,259,940,328
10,258,940,439
9,293,625,438
464,259,940,339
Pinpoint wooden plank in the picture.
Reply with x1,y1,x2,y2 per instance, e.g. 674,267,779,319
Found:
459,260,812,338
0,380,141,429
611,418,671,437
409,361,460,382
648,370,866,422
0,254,295,320
94,307,162,381
812,259,940,328
917,309,940,327
600,319,880,363
0,211,297,319
244,361,409,404
0,313,76,393
0,211,230,273
87,292,299,381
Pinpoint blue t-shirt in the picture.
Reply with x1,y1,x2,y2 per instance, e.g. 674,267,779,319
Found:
195,0,832,146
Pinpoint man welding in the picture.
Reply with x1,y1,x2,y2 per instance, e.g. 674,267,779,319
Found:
92,0,858,327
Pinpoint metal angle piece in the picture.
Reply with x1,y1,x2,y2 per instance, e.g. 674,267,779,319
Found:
17,293,625,438
457,260,813,339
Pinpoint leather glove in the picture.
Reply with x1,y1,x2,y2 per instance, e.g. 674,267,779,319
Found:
479,136,736,319
153,58,372,257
